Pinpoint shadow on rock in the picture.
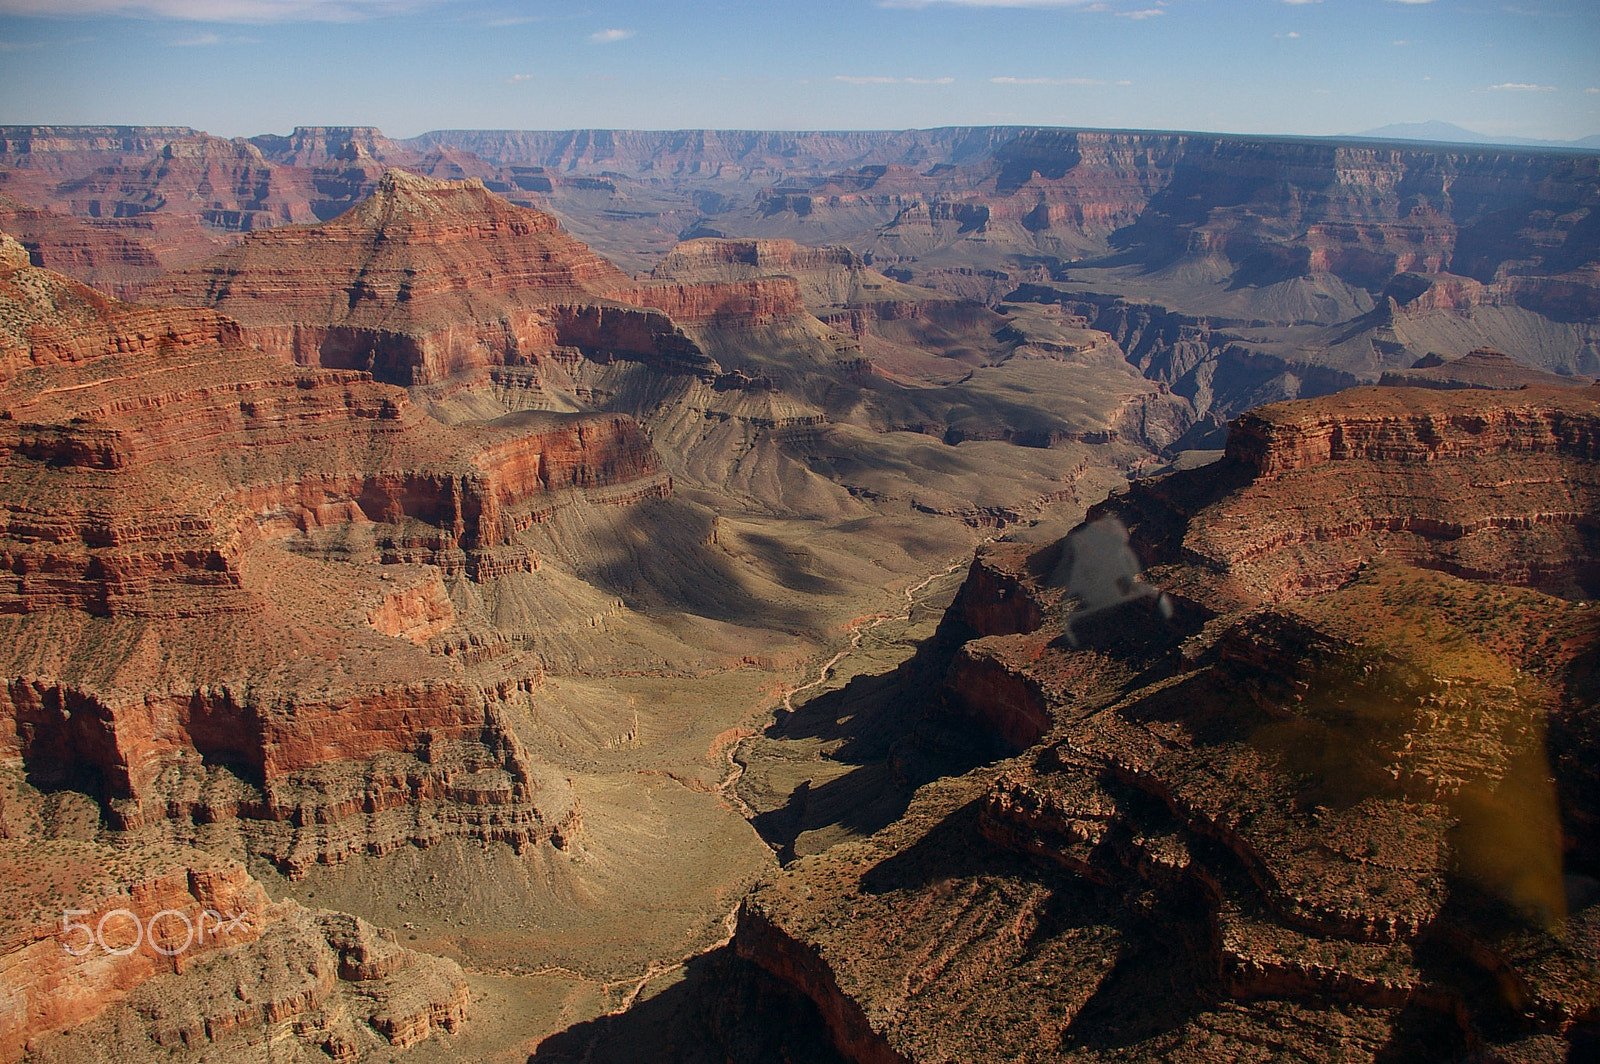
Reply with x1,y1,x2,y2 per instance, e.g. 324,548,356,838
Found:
858,797,1021,894
529,946,847,1064
750,629,1009,863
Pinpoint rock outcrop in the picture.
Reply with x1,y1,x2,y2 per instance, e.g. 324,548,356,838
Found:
0,127,200,176
0,249,668,612
396,125,1600,415
652,238,933,309
0,829,467,1063
11,126,1597,422
1378,346,1595,391
0,195,174,300
247,126,409,169
147,170,721,385
732,379,1600,1063
0,240,665,876
0,126,430,296
1134,383,1600,602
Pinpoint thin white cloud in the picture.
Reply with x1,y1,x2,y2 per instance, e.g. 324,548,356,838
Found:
504,73,532,83
879,1,1103,8
589,27,634,43
1392,39,1414,45
992,75,1105,85
833,75,954,84
1275,31,1300,39
1278,1,1321,5
1385,0,1436,4
1586,87,1600,94
0,0,452,21
171,29,255,42
0,38,45,49
1489,82,1557,91
881,0,1168,12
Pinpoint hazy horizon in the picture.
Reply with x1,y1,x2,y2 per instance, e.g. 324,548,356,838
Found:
0,1,1596,144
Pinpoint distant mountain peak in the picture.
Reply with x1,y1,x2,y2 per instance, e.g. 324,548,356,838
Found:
1357,120,1494,144
1351,120,1600,150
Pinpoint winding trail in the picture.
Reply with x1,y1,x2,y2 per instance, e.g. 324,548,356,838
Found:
591,547,987,1034
713,546,981,819
781,550,978,713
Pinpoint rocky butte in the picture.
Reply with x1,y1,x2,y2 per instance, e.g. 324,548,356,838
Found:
722,378,1600,1063
144,169,720,386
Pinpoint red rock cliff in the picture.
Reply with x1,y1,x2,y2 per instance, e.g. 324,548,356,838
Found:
146,170,720,384
0,242,661,882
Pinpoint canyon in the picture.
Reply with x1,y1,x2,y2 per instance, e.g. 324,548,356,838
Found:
0,125,1595,1063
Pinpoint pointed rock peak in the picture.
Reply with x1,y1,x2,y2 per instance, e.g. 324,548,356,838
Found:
376,168,467,194
337,168,534,232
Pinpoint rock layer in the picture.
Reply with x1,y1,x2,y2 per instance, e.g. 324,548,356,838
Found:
146,170,725,385
1134,382,1600,601
0,238,690,1033
734,380,1600,1063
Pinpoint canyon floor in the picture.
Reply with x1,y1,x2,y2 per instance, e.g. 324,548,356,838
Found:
263,557,994,1064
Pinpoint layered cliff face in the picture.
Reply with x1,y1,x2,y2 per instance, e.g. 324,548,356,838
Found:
403,127,1023,176
146,170,722,385
0,127,200,176
1131,383,1600,603
644,235,1033,388
51,134,302,230
692,131,1600,303
0,248,668,611
729,380,1600,1063
0,233,728,1058
0,124,416,221
246,126,410,169
0,126,427,292
652,238,934,308
10,127,1597,332
143,174,1190,468
0,195,176,300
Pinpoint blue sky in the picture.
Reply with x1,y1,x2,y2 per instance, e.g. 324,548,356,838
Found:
0,1,1595,141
